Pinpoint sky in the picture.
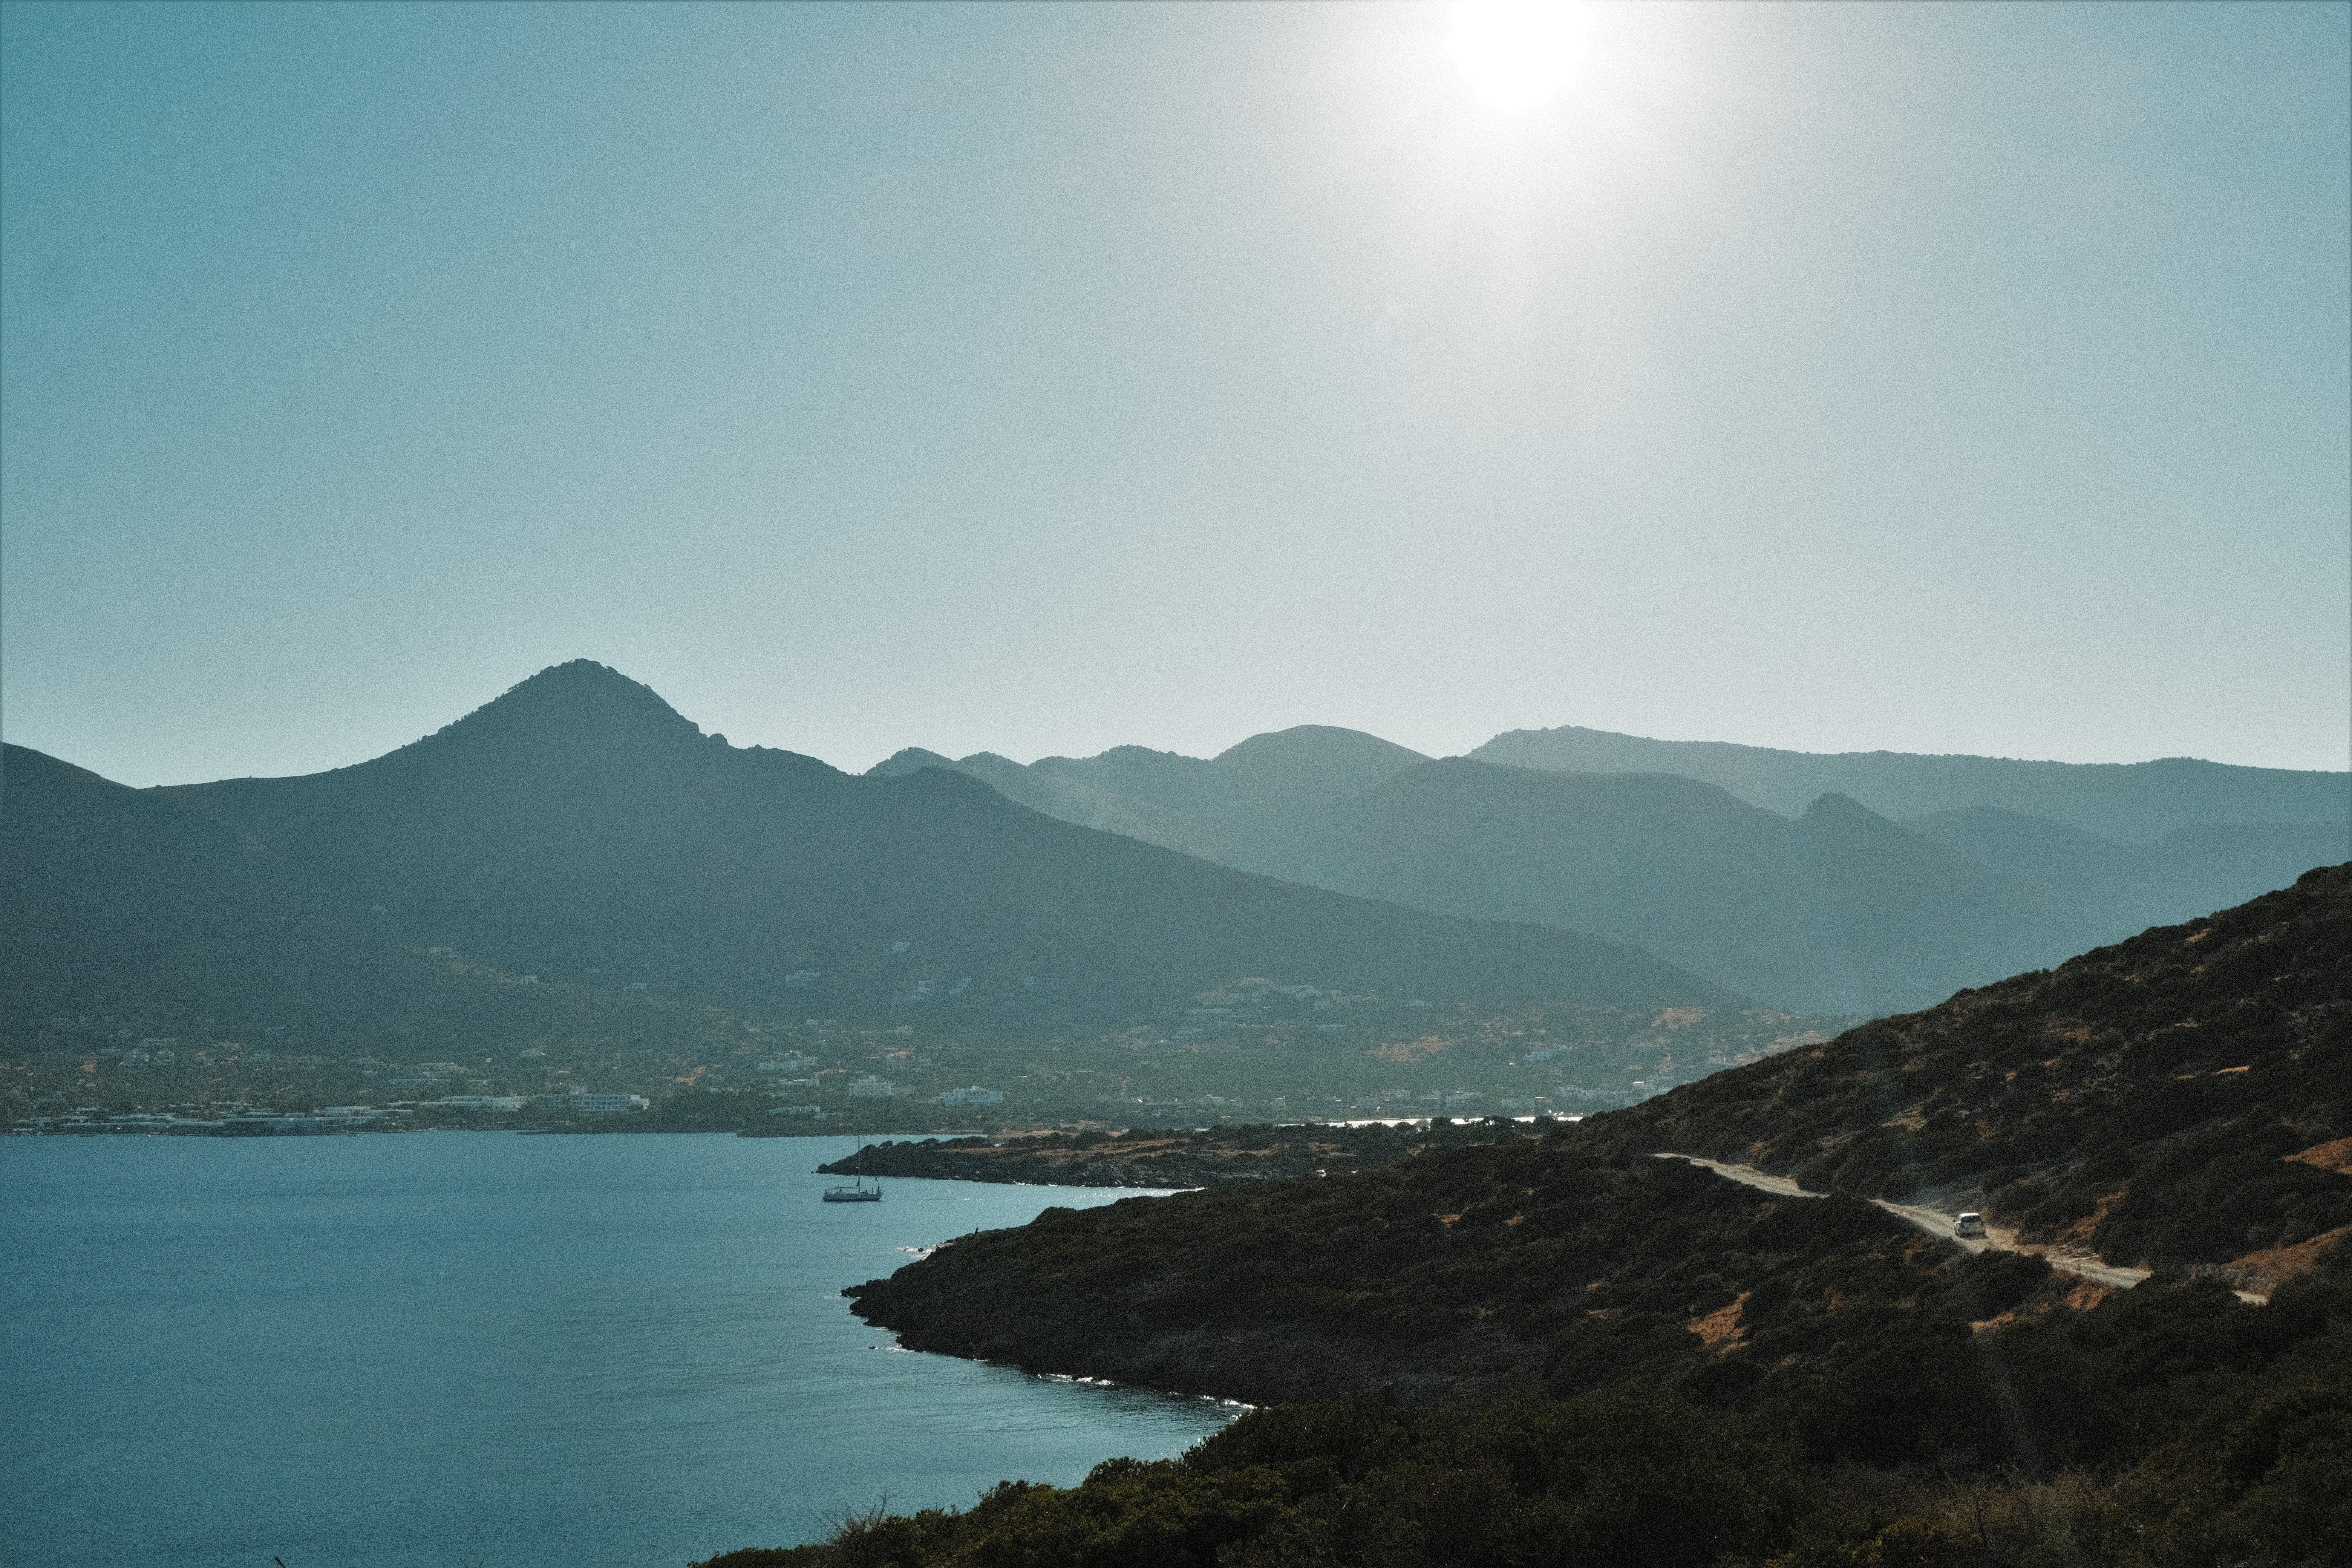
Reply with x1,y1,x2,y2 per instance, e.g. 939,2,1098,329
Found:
3,0,2347,786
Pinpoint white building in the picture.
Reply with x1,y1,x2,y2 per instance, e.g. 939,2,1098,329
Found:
847,1076,895,1099
534,1091,650,1113
935,1086,1004,1107
758,1056,819,1075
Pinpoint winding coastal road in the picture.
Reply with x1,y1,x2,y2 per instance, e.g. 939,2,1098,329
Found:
1654,1153,2161,1294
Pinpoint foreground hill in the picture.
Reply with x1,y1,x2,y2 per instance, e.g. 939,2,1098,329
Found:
0,664,1722,1042
1603,864,2352,1271
878,729,2333,1012
767,876,2352,1566
846,877,2347,1406
659,879,2352,1566
1472,723,2349,839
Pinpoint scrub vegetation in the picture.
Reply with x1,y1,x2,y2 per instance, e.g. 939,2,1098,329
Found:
692,868,2349,1566
703,1251,2350,1568
1606,865,2352,1269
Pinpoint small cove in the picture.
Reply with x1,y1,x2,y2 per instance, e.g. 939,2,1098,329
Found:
0,1133,1237,1567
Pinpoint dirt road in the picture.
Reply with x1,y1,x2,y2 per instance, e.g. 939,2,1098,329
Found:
1655,1153,2159,1294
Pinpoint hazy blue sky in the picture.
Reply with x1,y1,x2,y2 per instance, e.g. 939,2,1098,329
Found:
4,1,2346,786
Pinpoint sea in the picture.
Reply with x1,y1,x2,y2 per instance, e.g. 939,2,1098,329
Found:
0,1132,1240,1568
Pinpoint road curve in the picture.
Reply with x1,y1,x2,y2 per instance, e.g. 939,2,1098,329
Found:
1654,1153,2159,1294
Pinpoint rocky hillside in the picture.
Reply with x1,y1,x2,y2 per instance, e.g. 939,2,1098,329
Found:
776,878,2352,1568
1602,864,2352,1270
846,873,2350,1409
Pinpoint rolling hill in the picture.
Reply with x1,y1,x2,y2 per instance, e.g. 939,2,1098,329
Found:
0,663,1725,1044
795,874,2352,1568
848,871,2350,1408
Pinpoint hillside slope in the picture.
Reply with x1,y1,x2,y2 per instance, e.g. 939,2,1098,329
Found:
770,879,2352,1568
2,663,1724,1040
1604,865,2352,1270
0,745,424,1026
850,876,2349,1409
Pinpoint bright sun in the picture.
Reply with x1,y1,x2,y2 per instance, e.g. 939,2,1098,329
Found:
1447,0,1590,114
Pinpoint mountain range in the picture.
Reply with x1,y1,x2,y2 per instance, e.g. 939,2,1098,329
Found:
6,660,2341,1039
1472,723,2350,836
0,663,1721,1044
874,724,2346,1013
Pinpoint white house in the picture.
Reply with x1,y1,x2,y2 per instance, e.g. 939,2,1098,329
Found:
935,1086,1004,1107
534,1090,649,1113
847,1076,895,1099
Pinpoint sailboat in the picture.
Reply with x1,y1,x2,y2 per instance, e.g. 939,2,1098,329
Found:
822,1137,883,1202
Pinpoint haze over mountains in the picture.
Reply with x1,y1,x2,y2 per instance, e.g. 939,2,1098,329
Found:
1472,724,2349,836
876,722,2348,1014
0,663,1721,1044
6,659,2341,1043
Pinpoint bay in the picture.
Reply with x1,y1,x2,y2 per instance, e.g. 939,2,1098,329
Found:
0,1133,1236,1568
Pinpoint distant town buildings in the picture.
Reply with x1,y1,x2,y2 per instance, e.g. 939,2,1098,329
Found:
533,1091,650,1114
758,1056,819,1074
936,1086,1004,1107
847,1076,895,1099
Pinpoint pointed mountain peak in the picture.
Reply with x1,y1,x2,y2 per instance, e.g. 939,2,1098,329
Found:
400,661,705,764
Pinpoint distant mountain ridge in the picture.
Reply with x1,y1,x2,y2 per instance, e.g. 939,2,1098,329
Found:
870,724,2346,1015
0,663,1726,1043
1470,724,2349,839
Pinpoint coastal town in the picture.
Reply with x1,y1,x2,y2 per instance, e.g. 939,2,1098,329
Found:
2,991,1845,1137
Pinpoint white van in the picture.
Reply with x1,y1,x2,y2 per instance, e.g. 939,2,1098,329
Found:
1954,1211,1986,1239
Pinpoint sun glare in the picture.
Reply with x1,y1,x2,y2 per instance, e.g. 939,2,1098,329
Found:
1447,0,1589,114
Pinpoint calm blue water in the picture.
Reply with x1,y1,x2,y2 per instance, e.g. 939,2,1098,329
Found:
0,1133,1236,1568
